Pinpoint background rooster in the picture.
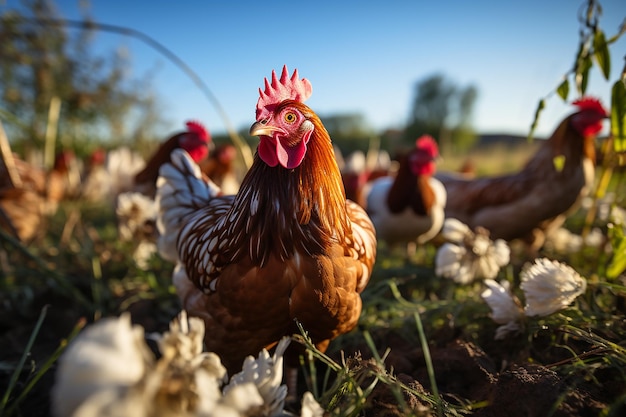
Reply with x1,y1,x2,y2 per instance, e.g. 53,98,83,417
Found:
157,66,377,379
364,135,447,247
437,97,608,251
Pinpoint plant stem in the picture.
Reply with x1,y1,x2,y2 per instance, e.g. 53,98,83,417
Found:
0,306,49,416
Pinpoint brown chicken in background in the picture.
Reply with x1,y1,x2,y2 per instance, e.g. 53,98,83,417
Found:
364,135,447,246
199,143,240,195
436,97,608,251
0,149,76,243
157,66,377,380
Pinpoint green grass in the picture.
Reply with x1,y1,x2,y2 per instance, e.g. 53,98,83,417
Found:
1,179,626,416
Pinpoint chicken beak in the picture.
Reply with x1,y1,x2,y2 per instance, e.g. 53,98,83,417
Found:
249,121,279,137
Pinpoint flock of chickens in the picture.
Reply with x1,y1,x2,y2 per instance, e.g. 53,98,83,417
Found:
0,66,609,390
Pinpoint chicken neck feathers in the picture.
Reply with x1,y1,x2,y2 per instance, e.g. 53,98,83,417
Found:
164,106,372,289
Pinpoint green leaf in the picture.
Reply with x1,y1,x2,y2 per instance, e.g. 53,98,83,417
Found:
557,78,570,101
607,226,626,279
553,154,566,172
572,40,585,73
612,79,626,152
593,29,611,80
576,55,593,95
527,99,545,142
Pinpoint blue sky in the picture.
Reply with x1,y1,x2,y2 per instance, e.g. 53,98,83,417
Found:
2,0,625,138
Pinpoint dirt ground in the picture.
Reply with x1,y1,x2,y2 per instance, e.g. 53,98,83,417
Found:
1,288,624,417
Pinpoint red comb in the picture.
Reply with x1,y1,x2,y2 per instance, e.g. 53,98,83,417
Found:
415,135,439,156
185,120,210,142
572,97,608,116
256,65,313,121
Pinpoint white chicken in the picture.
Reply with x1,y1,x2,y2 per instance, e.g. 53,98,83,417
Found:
365,135,446,246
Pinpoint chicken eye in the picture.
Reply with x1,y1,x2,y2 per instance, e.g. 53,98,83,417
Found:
284,112,297,124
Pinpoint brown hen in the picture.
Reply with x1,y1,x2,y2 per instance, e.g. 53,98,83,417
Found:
199,143,240,195
157,66,377,376
0,147,75,243
436,97,608,251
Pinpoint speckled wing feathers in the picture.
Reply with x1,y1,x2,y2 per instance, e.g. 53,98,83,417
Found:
156,148,221,262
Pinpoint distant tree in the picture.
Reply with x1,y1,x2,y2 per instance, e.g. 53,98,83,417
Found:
404,73,478,153
321,113,376,154
0,0,164,157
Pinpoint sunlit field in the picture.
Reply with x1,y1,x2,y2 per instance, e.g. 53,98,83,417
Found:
1,0,625,414
439,142,541,176
1,140,625,416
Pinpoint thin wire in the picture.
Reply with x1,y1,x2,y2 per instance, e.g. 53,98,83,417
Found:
15,17,254,168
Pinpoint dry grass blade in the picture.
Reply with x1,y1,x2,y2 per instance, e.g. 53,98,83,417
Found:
3,318,86,417
0,120,22,189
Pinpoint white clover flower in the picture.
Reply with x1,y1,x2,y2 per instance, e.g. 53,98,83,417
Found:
544,227,583,254
435,243,472,283
53,312,321,417
481,280,523,324
435,219,511,283
51,313,153,417
520,258,587,317
583,227,606,250
116,191,158,241
299,392,325,417
440,218,472,243
199,380,263,417
53,311,228,417
594,192,616,222
133,240,158,269
610,205,626,226
481,279,523,339
224,337,290,417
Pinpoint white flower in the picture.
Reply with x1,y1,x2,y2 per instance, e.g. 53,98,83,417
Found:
299,392,325,417
52,311,229,417
520,258,587,317
133,240,158,270
51,313,153,417
224,337,290,417
583,227,606,249
435,219,510,283
481,280,523,324
440,218,472,243
544,227,583,254
435,243,472,283
610,205,626,226
116,191,158,241
53,311,320,417
481,279,523,339
199,381,263,417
